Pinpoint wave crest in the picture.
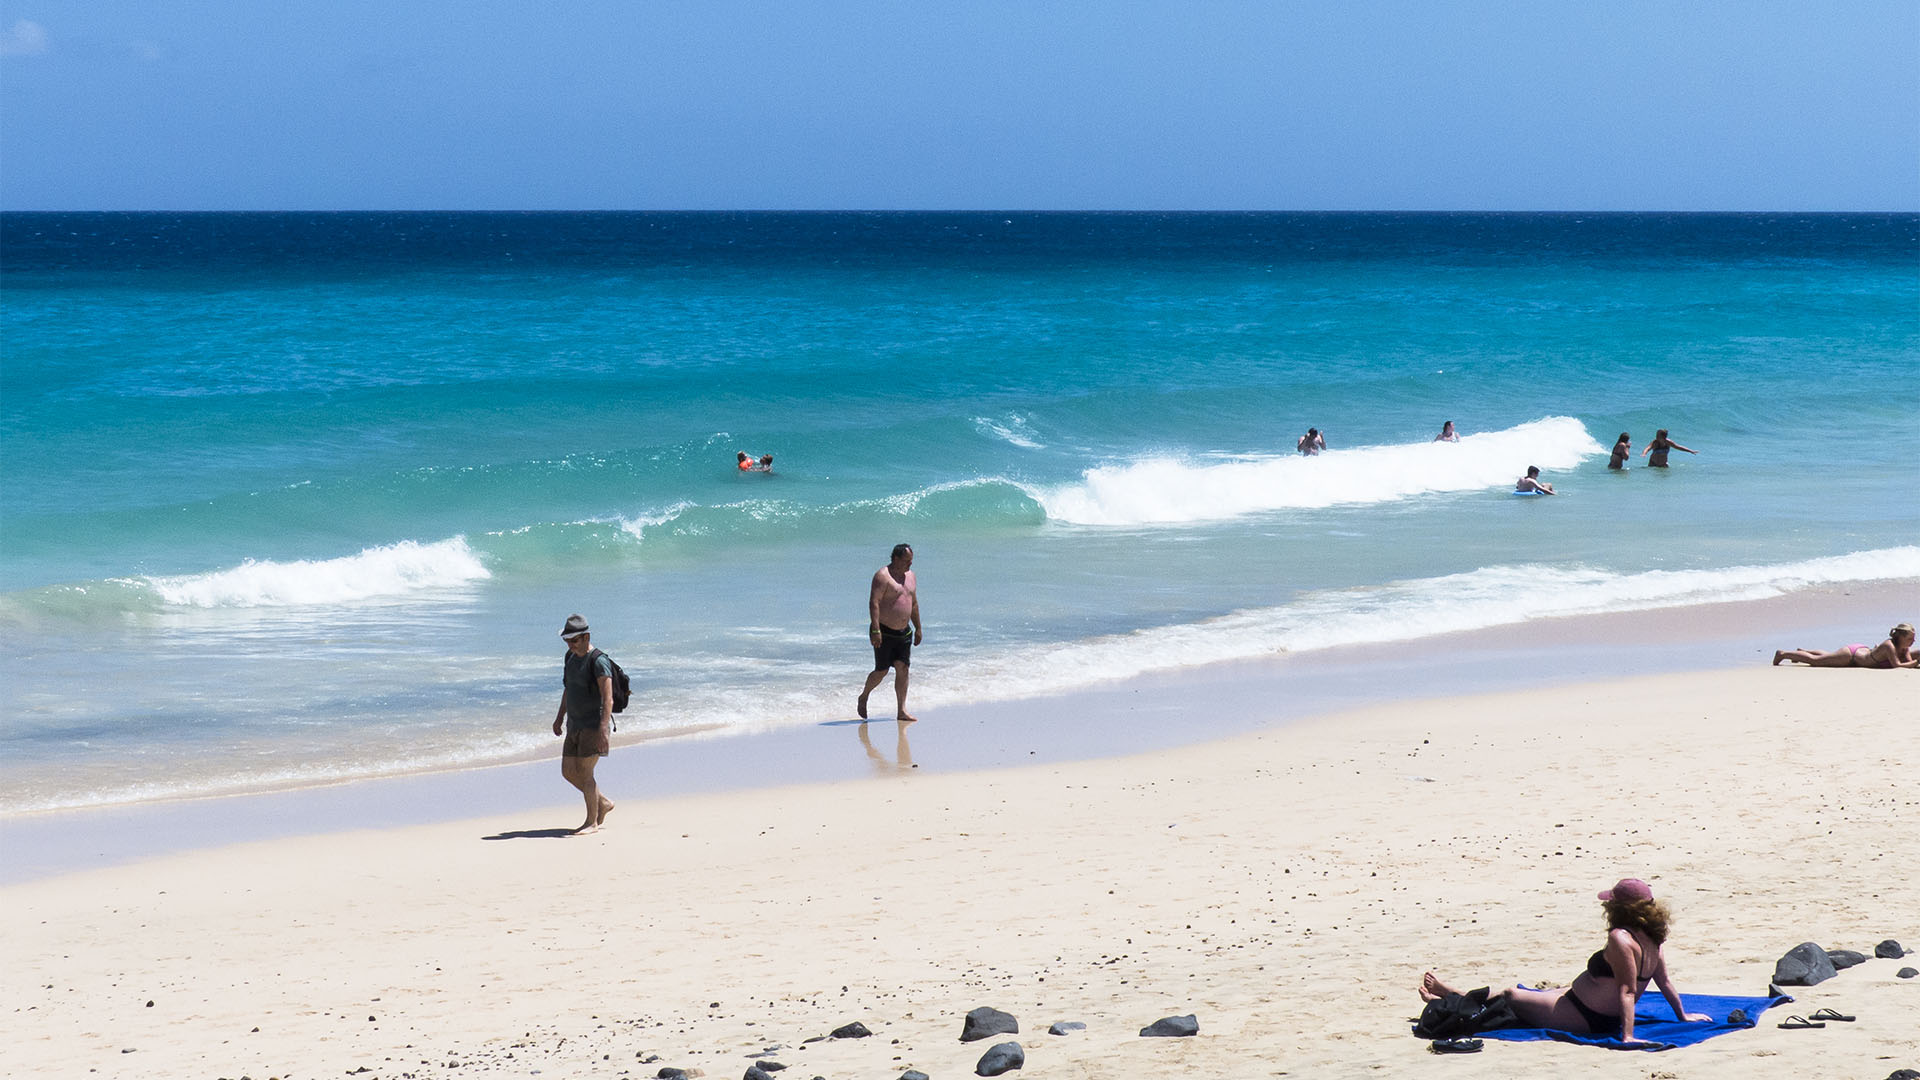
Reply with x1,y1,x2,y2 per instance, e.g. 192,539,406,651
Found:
935,546,1920,701
141,537,490,608
1036,416,1603,525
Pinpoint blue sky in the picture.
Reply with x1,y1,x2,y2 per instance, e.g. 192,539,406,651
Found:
2,1,1914,210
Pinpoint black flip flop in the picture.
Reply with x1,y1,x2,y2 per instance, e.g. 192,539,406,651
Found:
1777,1015,1825,1029
1429,1038,1483,1054
1807,1008,1855,1022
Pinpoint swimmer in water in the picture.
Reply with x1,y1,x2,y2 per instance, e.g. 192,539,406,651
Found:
1641,429,1696,468
737,451,755,472
1515,465,1556,495
1435,421,1460,443
1773,623,1916,669
1608,433,1632,470
757,454,773,473
1297,428,1326,456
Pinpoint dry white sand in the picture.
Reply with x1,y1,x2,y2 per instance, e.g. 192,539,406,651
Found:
4,665,1916,1080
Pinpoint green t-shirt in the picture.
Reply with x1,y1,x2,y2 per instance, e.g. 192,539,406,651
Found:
563,650,613,732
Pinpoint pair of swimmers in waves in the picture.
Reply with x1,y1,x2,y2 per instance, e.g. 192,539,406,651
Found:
1525,428,1699,494
1300,420,1457,456
735,451,774,473
1608,429,1697,470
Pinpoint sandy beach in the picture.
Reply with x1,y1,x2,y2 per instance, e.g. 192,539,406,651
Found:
5,651,1916,1080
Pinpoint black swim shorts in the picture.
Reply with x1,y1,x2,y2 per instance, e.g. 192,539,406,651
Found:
872,625,912,671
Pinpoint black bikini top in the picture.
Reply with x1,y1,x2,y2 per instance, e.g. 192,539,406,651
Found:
1588,946,1652,982
1586,950,1614,979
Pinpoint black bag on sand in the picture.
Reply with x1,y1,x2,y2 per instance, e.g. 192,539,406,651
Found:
1413,987,1523,1039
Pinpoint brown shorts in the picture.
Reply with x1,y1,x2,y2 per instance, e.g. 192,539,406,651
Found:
563,725,609,758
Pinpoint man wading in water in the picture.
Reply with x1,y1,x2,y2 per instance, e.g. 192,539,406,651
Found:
858,543,923,722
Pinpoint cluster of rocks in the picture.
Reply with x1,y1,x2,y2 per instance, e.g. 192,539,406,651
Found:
635,1001,1205,1080
1771,938,1912,988
958,1004,1198,1076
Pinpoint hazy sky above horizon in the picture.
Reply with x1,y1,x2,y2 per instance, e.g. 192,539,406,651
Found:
2,2,1915,211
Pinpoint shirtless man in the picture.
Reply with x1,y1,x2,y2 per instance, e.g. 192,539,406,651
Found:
1297,428,1326,455
858,543,922,722
1515,465,1556,494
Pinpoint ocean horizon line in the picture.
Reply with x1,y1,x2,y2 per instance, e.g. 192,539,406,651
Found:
5,207,1918,216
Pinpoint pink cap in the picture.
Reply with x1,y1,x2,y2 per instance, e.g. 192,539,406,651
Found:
1599,878,1652,902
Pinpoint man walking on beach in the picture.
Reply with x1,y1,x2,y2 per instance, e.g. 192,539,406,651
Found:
859,543,922,722
553,614,615,835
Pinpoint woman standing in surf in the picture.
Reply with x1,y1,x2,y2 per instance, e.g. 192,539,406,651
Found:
1641,429,1697,468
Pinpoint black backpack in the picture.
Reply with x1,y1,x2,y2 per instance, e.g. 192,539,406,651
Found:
1412,988,1521,1039
587,648,632,719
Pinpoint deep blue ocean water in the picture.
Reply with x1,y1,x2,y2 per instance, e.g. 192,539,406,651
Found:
3,212,1916,812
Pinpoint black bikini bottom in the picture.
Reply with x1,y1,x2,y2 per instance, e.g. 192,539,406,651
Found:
1566,991,1622,1037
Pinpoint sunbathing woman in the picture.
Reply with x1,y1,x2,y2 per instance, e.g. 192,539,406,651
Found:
1773,623,1917,669
1419,878,1711,1044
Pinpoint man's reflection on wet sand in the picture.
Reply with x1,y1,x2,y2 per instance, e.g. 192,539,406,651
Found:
857,719,916,775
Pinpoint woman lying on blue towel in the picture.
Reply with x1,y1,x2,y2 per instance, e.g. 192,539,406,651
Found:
1419,878,1713,1045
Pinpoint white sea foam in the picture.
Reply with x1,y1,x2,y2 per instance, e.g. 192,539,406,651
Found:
973,413,1045,449
616,501,698,540
1035,416,1603,525
142,537,490,608
870,477,1013,515
925,546,1920,704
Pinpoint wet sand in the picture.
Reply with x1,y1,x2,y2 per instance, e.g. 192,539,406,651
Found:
3,592,1917,1078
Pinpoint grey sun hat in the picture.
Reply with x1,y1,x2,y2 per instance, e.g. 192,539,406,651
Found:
560,614,589,639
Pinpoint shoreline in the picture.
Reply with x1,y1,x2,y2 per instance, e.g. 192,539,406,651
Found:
2,582,1910,884
4,652,1915,1077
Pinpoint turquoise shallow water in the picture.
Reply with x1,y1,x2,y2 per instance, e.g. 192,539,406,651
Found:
3,212,1916,812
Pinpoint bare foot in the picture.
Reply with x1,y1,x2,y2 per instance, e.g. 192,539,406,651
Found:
856,692,869,719
1772,651,1785,666
598,798,615,820
897,711,918,722
570,821,601,836
1419,971,1460,1002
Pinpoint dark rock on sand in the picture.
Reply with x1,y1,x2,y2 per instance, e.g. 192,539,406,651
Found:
1139,1014,1199,1037
900,1072,931,1080
1048,1021,1086,1035
743,1066,777,1080
1876,939,1909,959
830,1021,872,1039
1899,967,1918,979
1885,1070,1919,1080
961,1007,1019,1042
1772,942,1838,986
975,1041,1025,1076
1827,949,1868,970
656,1069,690,1080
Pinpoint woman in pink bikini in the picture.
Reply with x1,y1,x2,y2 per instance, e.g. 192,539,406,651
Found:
1418,878,1711,1044
1773,623,1916,669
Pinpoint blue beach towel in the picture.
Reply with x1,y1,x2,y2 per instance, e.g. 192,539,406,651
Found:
1481,989,1793,1051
